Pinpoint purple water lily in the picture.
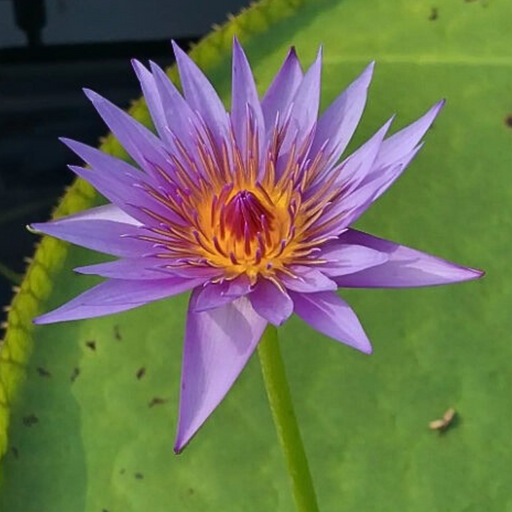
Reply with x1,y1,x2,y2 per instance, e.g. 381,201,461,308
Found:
31,39,483,452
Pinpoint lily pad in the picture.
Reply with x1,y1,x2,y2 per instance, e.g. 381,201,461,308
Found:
1,0,511,510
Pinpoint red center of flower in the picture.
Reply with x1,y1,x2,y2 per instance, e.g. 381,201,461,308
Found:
223,190,273,241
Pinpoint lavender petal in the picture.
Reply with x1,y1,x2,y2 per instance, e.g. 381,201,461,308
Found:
175,293,266,452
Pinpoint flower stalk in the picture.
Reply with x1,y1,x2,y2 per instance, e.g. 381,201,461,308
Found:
258,325,320,512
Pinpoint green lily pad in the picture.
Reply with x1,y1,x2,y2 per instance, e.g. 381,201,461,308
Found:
1,0,511,510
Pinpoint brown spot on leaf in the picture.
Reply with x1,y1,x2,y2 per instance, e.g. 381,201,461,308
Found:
114,325,122,341
136,367,146,380
134,472,144,480
428,7,438,20
70,367,80,382
36,367,51,378
22,414,38,427
149,397,168,408
11,447,19,459
504,114,512,128
120,468,126,475
85,340,96,351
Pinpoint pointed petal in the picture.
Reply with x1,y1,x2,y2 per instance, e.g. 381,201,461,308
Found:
261,46,303,127
172,41,229,146
335,117,394,192
29,205,149,257
373,100,444,171
68,165,185,228
60,139,184,226
175,293,267,452
149,61,202,154
280,266,337,293
289,47,322,138
250,278,293,326
335,229,484,288
310,62,374,171
60,137,143,178
83,89,171,175
34,277,203,324
231,37,265,156
132,59,169,141
307,119,393,235
74,257,174,280
354,101,445,203
318,243,388,277
367,143,423,202
290,291,372,354
275,47,322,177
332,166,399,231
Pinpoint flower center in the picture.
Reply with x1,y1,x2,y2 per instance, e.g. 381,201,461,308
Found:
223,190,273,241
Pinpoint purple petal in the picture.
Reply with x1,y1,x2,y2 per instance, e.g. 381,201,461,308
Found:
34,277,204,324
309,62,374,172
335,117,394,193
193,282,235,312
193,275,252,312
68,164,185,228
290,47,322,137
60,138,143,178
149,61,202,155
318,243,388,277
30,204,149,257
335,229,484,288
373,100,444,171
283,48,322,150
60,138,186,227
275,47,322,176
231,37,265,157
175,293,267,452
356,101,445,203
290,291,372,354
306,119,393,235
280,266,337,293
249,278,293,326
83,89,171,175
74,257,174,280
365,143,423,202
172,41,229,147
261,47,303,128
132,59,169,141
333,168,399,231
224,274,252,297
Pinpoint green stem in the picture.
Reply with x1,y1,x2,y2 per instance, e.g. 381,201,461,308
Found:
258,325,320,512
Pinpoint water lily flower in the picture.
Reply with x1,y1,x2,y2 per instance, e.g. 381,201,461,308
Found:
31,39,483,452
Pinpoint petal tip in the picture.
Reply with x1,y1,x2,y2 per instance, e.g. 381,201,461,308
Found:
32,314,49,325
232,34,241,47
365,61,376,75
429,99,446,119
131,58,146,76
360,342,373,355
82,87,97,101
171,39,185,58
470,267,485,279
26,223,39,234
